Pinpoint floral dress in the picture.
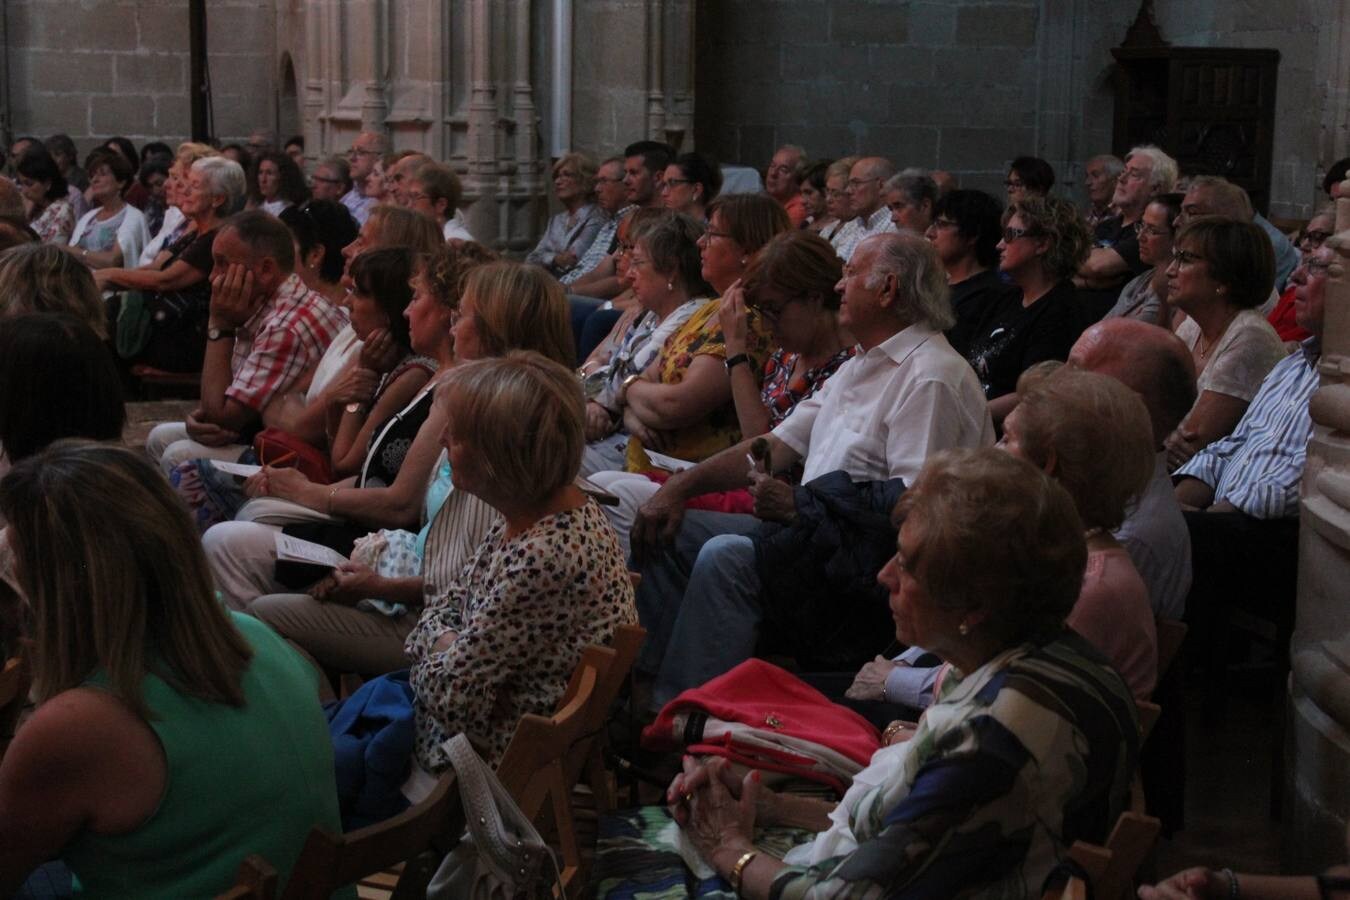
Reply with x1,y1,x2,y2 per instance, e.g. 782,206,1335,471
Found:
32,198,76,244
625,298,775,468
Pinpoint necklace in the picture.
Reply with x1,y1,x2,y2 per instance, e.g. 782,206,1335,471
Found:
1196,309,1239,361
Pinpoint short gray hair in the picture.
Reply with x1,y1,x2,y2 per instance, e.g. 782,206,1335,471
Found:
1126,145,1178,194
1186,175,1253,222
884,169,939,208
863,232,954,331
191,156,247,215
1087,154,1124,179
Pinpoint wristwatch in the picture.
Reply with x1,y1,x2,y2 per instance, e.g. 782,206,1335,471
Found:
725,352,751,372
207,326,237,341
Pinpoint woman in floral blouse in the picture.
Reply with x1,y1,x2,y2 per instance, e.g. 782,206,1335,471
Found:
16,145,76,245
406,351,637,771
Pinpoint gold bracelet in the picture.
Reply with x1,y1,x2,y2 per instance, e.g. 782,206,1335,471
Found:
327,485,341,515
730,849,758,896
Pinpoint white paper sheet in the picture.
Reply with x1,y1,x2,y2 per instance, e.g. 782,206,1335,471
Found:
274,533,349,569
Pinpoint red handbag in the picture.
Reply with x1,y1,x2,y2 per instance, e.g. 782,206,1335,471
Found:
252,427,333,485
642,659,881,792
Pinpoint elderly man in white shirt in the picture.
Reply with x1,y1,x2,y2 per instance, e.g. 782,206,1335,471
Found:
342,131,387,226
830,156,899,262
612,232,993,708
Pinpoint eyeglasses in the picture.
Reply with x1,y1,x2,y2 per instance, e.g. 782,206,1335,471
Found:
930,217,960,231
825,189,847,200
701,229,733,241
554,170,579,181
1299,229,1332,248
1004,179,1025,190
595,175,625,185
1170,248,1205,266
1001,226,1042,243
1136,222,1172,238
748,295,804,326
616,243,634,257
845,177,880,190
662,178,695,189
767,164,795,176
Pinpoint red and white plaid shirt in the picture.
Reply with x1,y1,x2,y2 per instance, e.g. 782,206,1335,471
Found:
226,273,348,411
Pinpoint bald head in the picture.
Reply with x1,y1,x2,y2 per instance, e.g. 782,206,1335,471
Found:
1069,318,1197,445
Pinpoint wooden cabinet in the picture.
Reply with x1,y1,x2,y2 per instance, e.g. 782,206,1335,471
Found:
1111,46,1280,215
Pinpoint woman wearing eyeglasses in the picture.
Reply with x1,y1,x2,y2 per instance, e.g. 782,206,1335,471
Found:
924,189,1015,357
1162,217,1285,470
1102,192,1183,327
963,195,1091,425
818,158,857,243
660,152,722,222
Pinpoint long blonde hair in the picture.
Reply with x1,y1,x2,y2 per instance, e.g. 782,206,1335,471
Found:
0,442,253,717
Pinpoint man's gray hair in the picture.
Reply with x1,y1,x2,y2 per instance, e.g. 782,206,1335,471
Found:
1186,175,1254,222
1126,145,1178,194
1088,154,1124,179
191,156,247,214
863,232,954,330
884,169,939,208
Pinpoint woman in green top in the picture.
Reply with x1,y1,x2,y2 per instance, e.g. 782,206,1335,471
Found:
0,441,345,898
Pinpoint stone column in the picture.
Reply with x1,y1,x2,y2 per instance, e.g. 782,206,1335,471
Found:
645,0,666,141
1286,183,1350,870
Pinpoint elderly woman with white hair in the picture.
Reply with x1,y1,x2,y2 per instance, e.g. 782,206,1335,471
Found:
593,447,1138,899
95,155,247,371
526,151,605,276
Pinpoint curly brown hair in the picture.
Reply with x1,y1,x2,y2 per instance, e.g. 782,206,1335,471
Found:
1005,195,1091,282
421,240,499,311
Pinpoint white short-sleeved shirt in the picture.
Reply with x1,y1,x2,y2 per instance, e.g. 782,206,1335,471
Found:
772,324,995,485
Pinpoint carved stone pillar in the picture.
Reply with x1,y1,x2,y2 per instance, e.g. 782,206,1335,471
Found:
1286,184,1350,870
645,0,667,142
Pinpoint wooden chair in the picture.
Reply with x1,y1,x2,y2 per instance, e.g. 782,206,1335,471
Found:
568,624,645,811
1154,619,1187,687
1068,811,1161,900
1042,875,1092,900
214,855,278,900
494,644,615,898
0,651,31,760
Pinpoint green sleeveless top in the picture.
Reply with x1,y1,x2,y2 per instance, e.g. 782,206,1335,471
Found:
62,612,346,898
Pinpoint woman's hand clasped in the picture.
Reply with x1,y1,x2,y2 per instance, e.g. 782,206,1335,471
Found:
669,756,764,869
244,464,319,507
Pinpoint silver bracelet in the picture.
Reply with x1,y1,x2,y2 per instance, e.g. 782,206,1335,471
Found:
1220,867,1240,900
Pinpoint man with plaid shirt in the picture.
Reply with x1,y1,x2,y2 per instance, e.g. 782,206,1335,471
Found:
146,210,347,472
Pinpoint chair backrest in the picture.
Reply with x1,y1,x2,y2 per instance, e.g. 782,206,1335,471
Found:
275,768,463,900
1041,875,1091,900
1068,810,1161,900
0,652,31,761
494,644,614,896
1154,618,1187,686
1135,699,1161,746
564,624,645,789
214,855,278,900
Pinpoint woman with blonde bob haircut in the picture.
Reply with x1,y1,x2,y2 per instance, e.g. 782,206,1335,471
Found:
0,243,106,338
457,260,575,367
1002,365,1160,697
607,447,1138,899
397,351,637,775
0,441,343,897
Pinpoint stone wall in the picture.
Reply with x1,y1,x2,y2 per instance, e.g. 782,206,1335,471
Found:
2,0,277,156
693,0,1342,218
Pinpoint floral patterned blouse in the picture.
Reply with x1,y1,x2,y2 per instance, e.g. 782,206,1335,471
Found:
405,501,637,771
761,346,856,428
32,198,76,244
626,298,775,468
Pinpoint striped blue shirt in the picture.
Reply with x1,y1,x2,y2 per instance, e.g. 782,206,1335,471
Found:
1178,337,1320,519
560,205,633,286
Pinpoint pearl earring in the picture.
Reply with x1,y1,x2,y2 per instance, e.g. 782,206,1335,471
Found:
958,622,969,636
667,281,674,291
